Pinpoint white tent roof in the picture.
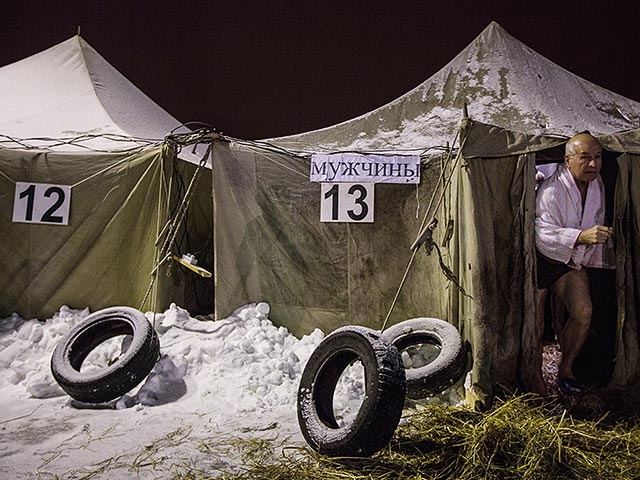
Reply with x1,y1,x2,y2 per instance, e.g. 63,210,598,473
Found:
0,36,188,153
268,22,640,154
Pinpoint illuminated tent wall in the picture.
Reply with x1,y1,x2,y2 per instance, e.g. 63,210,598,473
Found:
0,36,213,320
210,22,640,406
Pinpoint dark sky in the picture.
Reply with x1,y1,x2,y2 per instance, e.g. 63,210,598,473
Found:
2,1,639,139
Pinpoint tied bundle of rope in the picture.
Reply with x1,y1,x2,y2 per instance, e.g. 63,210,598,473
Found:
418,218,470,298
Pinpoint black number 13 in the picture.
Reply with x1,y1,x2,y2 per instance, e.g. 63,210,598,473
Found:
324,184,369,221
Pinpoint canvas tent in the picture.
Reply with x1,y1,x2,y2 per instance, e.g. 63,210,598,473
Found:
209,22,640,407
3,23,640,409
0,36,214,321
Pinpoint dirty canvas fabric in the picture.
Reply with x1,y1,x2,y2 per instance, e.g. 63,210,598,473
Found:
211,121,640,408
211,141,450,338
0,145,213,320
0,147,164,318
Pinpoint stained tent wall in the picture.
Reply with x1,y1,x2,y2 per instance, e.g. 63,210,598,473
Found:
211,140,452,338
0,144,214,320
604,128,640,404
452,120,640,406
209,121,640,408
210,20,640,407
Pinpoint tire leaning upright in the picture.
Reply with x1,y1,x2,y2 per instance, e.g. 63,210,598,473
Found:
382,317,466,398
51,306,160,403
297,325,406,457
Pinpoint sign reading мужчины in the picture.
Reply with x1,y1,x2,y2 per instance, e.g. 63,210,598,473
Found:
310,153,421,184
312,153,420,223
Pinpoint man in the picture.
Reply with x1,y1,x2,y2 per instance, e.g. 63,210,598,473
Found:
534,132,615,395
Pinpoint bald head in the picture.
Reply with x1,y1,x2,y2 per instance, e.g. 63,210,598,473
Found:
565,133,602,157
564,133,603,186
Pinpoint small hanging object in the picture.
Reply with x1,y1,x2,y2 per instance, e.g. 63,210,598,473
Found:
172,253,212,278
410,217,439,252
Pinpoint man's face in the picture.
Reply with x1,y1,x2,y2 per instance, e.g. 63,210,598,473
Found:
565,137,602,185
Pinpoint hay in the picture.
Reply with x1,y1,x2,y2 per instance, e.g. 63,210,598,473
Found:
195,395,640,480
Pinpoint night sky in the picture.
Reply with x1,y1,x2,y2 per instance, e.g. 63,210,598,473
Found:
2,1,639,139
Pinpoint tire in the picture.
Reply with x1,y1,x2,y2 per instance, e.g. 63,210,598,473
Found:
382,317,466,398
297,325,406,457
51,307,160,403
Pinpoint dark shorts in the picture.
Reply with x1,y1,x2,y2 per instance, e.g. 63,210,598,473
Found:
536,251,573,290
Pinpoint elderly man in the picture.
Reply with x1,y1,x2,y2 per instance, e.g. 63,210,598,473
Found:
534,132,615,395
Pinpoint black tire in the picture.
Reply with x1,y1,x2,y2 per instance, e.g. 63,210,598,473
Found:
382,317,466,398
297,325,406,457
51,307,160,403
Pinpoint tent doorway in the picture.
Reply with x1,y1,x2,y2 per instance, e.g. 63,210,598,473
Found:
533,149,618,390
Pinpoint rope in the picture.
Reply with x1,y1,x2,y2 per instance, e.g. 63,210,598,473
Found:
139,144,212,311
243,144,309,179
71,151,142,188
226,135,450,162
160,143,211,256
0,146,146,189
0,170,16,184
380,130,469,332
431,237,472,299
0,133,162,153
151,150,169,323
379,249,419,333
139,254,172,311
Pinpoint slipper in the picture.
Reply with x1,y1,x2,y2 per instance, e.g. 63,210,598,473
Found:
557,377,585,396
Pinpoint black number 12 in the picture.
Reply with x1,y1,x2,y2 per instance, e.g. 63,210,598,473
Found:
19,185,66,223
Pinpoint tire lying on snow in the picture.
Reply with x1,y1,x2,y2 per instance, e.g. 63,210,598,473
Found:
382,317,466,399
51,307,160,403
297,325,406,457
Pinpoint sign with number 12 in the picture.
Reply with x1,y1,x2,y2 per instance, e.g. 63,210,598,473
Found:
13,182,72,225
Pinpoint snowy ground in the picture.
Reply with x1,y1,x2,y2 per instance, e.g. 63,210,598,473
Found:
0,303,343,479
3,302,552,478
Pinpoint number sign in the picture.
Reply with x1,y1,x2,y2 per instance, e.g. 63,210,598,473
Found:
320,183,374,223
13,182,72,225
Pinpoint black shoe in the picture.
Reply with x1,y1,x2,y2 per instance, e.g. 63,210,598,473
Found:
557,377,585,396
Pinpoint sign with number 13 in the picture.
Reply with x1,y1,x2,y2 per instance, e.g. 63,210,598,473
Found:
320,183,374,223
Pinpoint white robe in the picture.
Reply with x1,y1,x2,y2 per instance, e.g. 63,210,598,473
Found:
535,163,614,270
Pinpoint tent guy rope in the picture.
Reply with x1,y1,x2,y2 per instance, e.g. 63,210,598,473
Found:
140,143,212,311
380,128,470,332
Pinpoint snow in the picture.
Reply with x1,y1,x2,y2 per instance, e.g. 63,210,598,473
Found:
268,22,640,156
0,302,393,479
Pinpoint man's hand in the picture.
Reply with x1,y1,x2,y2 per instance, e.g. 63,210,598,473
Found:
577,225,614,246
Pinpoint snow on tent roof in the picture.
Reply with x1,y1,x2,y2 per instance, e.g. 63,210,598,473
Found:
0,36,191,153
266,21,640,154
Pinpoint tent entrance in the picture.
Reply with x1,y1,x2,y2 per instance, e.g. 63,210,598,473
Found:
533,149,619,390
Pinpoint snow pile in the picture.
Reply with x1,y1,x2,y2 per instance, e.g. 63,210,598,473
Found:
0,303,334,478
0,303,332,414
145,302,326,412
0,306,91,399
0,303,464,479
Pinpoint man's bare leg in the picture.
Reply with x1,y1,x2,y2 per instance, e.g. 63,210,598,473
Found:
551,269,592,380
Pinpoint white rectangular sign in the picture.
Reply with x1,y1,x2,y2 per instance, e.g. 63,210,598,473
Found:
320,183,374,223
13,182,72,225
311,153,420,184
